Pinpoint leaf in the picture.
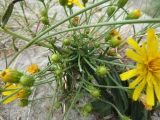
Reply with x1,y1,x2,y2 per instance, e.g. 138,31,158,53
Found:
1,0,24,27
91,100,112,116
131,101,149,120
1,3,14,27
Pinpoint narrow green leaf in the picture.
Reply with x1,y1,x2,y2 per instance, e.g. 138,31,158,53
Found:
1,0,24,27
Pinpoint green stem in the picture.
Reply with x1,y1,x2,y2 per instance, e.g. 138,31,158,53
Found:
84,80,129,90
0,27,52,48
93,58,135,68
62,83,82,120
38,19,160,42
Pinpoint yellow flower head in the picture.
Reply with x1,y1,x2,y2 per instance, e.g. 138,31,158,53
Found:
110,29,120,36
0,69,22,83
120,28,160,107
68,0,84,8
27,64,39,74
132,9,141,18
2,83,31,104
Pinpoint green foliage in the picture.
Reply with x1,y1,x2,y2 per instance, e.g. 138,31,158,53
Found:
0,0,160,119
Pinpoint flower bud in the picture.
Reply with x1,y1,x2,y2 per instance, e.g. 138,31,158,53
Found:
83,103,92,113
40,9,48,17
81,110,89,117
54,69,63,76
96,66,108,77
54,101,61,109
109,35,122,47
63,39,72,46
18,99,29,107
87,86,101,98
107,6,116,17
117,0,128,8
94,41,100,48
126,9,141,19
107,48,117,56
51,53,60,63
59,0,68,6
110,29,119,36
71,16,80,26
0,69,23,83
20,75,35,87
91,88,101,98
40,16,49,25
18,88,32,99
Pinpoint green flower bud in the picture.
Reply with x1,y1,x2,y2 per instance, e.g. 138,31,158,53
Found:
117,0,128,8
83,103,92,113
54,101,61,109
59,0,68,6
0,68,23,83
109,35,122,47
91,88,101,98
54,69,63,76
18,99,29,107
51,54,60,63
81,110,89,117
126,9,141,20
20,75,35,87
107,6,116,16
40,9,48,17
87,86,101,98
96,66,108,77
94,41,100,48
40,16,49,25
63,39,71,46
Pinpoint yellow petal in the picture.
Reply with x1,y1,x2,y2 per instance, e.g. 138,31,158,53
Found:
125,49,143,63
132,80,146,101
154,84,160,102
120,69,138,81
2,94,18,104
127,37,142,53
146,72,153,87
73,0,84,8
2,91,15,96
146,83,155,106
147,28,159,59
152,78,160,102
129,76,143,88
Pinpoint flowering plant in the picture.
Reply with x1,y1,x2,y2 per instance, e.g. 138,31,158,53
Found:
0,0,160,120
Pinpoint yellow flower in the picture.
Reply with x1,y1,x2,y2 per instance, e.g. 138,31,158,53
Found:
27,64,39,74
110,29,120,36
68,0,84,8
132,9,141,18
2,83,31,104
0,68,22,83
120,28,160,107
